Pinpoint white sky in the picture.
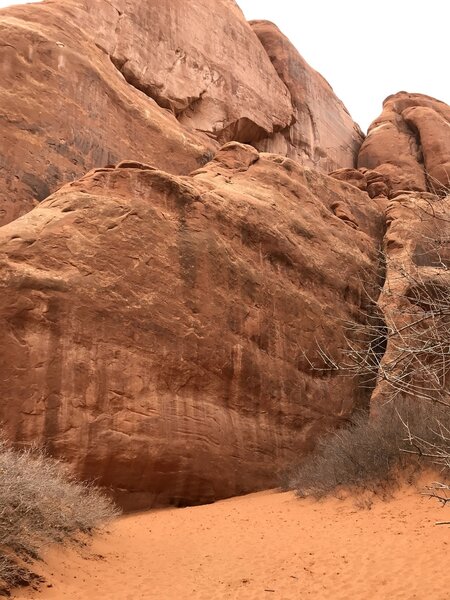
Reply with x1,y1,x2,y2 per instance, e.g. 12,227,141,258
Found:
239,0,449,131
1,0,448,132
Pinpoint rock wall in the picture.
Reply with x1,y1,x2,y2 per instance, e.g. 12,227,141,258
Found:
0,0,362,227
0,0,215,226
2,0,448,509
64,0,294,141
371,192,450,409
331,93,450,416
0,144,383,508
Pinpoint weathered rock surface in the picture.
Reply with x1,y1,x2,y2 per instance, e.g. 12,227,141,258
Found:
0,144,383,508
371,192,450,409
0,0,363,227
250,21,364,172
330,167,397,200
0,0,216,226
358,92,450,194
0,0,289,226
66,0,294,141
3,0,446,510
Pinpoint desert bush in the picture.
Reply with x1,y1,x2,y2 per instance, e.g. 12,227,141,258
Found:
0,441,119,593
288,399,450,498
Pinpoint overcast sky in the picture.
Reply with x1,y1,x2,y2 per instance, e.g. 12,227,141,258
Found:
1,0,448,132
239,0,449,131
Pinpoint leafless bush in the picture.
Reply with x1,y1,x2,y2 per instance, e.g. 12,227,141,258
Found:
288,399,449,499
401,411,450,523
0,441,119,594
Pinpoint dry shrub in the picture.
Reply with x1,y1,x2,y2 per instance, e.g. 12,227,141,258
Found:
0,441,119,594
288,399,450,498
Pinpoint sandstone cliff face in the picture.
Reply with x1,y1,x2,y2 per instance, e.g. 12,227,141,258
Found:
0,0,362,227
250,21,364,172
371,192,450,409
358,93,450,193
0,144,383,508
64,0,293,141
0,0,215,226
2,0,448,509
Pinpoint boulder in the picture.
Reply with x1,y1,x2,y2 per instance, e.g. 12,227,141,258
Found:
0,144,383,508
329,169,368,192
330,168,399,199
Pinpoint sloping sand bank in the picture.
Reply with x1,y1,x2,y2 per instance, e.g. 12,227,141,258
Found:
13,484,450,600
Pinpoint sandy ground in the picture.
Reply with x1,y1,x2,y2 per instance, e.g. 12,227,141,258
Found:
13,483,450,600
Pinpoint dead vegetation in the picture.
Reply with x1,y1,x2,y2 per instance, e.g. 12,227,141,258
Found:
0,441,119,595
287,399,449,499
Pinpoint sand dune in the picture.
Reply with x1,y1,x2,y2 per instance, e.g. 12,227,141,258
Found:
13,483,450,600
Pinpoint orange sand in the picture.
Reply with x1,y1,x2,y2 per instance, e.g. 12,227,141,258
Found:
13,484,450,600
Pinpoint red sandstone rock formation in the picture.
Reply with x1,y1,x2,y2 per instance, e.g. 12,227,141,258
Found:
2,0,448,510
250,21,364,172
371,192,450,409
68,0,294,141
0,143,383,508
0,0,362,227
330,167,396,200
0,0,215,226
358,92,450,193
